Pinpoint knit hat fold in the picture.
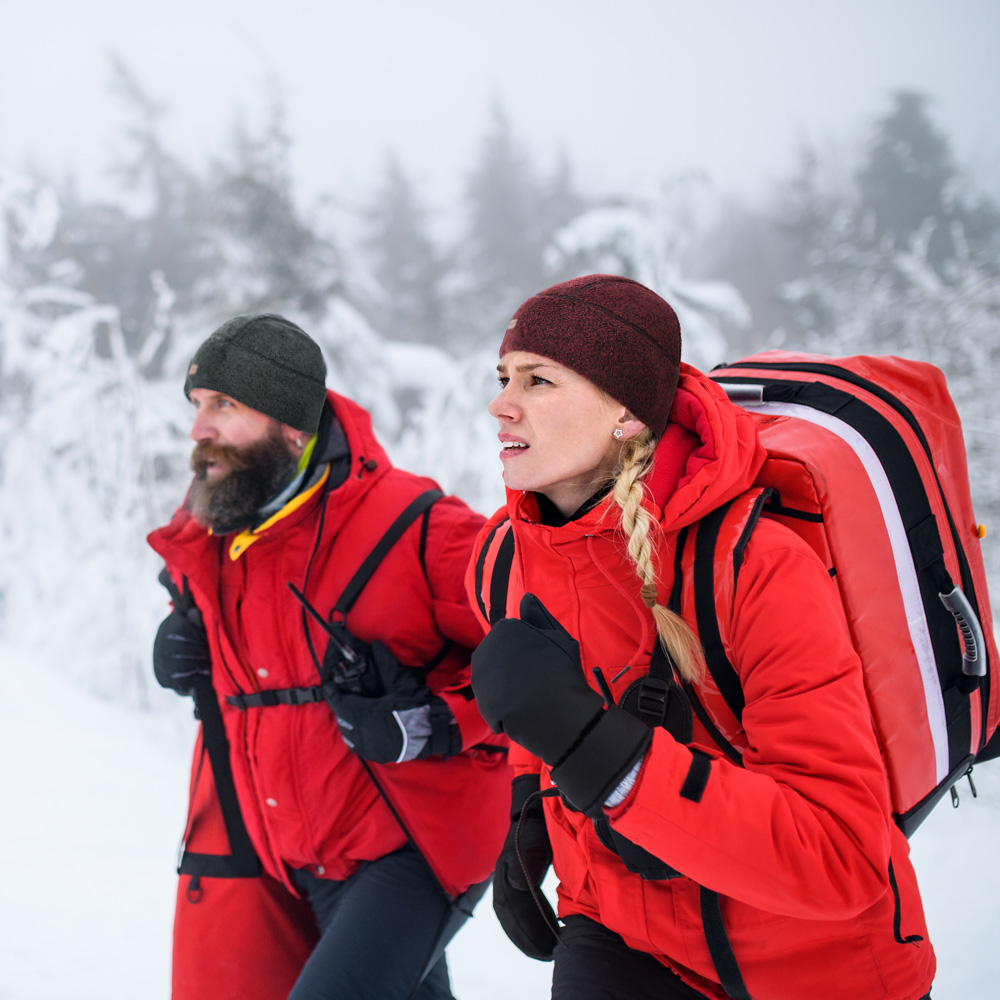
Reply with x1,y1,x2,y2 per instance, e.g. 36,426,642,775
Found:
499,275,681,437
184,313,328,433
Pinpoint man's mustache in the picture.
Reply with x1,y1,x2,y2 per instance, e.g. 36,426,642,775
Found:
190,441,250,477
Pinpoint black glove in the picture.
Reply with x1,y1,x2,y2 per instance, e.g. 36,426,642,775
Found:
328,640,460,764
492,774,559,961
471,593,651,816
153,608,211,695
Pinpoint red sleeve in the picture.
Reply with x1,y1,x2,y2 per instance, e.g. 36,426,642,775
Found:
420,494,499,749
422,494,488,649
608,523,893,920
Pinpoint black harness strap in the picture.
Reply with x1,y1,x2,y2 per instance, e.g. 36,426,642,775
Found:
179,674,263,878
488,526,516,625
670,526,747,766
684,490,772,764
689,492,772,997
692,498,746,722
316,487,462,904
230,489,444,711
334,490,443,616
473,517,511,624
157,569,262,881
227,679,340,709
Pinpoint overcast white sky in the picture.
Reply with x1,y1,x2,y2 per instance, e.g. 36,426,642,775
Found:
3,0,999,210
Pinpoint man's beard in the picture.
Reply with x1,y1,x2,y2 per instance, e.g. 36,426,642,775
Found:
187,425,300,533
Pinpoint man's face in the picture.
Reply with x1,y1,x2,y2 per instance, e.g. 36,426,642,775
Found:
188,388,282,461
186,389,301,532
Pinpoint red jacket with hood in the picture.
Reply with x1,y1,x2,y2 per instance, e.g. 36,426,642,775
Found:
150,390,509,900
468,365,934,1000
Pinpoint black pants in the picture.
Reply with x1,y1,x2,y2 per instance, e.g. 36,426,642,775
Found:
288,845,489,1000
552,916,710,1000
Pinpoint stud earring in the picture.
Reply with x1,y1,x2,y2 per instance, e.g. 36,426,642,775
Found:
613,428,624,440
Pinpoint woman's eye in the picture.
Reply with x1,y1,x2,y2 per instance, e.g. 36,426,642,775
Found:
497,377,509,389
531,375,551,386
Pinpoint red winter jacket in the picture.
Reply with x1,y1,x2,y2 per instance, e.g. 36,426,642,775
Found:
150,391,510,899
468,365,934,1000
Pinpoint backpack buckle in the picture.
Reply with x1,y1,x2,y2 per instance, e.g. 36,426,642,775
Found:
619,674,694,744
636,676,670,727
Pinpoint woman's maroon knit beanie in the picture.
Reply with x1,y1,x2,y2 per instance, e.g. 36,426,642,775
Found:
500,274,682,437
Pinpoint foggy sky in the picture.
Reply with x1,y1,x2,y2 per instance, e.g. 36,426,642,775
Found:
4,0,999,209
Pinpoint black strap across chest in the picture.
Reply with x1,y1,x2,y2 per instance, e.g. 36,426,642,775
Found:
335,489,443,616
229,489,443,710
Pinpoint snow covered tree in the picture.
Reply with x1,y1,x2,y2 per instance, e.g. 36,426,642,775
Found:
456,102,585,347
0,167,191,706
97,56,209,367
544,179,749,372
358,152,447,345
201,83,340,319
772,99,1000,583
856,91,1000,272
463,102,542,289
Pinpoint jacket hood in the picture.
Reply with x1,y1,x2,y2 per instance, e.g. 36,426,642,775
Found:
646,363,766,530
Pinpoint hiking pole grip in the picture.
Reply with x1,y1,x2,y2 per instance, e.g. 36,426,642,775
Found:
938,585,986,685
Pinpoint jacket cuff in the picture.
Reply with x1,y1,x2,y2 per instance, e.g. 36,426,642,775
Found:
603,756,644,809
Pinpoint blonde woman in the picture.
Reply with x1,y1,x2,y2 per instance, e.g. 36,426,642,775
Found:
468,275,934,1000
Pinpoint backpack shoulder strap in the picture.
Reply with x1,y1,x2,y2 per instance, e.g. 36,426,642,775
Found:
473,516,515,625
334,488,443,616
691,487,774,722
675,487,773,762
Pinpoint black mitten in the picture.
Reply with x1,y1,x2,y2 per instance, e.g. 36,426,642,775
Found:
472,593,650,815
491,774,559,961
153,608,211,695
328,640,459,763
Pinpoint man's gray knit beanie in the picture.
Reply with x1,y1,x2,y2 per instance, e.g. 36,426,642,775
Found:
184,313,328,434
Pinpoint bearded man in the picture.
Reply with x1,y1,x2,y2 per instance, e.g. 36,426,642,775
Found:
148,313,509,1000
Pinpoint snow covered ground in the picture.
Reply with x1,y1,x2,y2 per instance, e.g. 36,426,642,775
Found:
2,643,998,999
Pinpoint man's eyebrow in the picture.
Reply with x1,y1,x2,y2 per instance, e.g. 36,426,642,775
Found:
191,391,235,405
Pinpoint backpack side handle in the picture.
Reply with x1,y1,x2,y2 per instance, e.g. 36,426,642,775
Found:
938,585,987,688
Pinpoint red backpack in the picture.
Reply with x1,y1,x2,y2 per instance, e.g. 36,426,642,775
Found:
710,351,999,835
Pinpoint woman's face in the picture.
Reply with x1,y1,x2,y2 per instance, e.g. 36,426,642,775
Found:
489,351,641,516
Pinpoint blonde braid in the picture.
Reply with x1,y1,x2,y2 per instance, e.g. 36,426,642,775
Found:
612,430,704,683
